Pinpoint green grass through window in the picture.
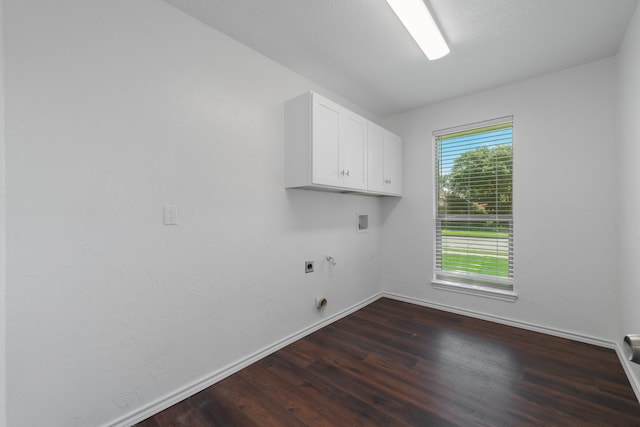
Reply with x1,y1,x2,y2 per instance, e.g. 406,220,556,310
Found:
441,253,510,277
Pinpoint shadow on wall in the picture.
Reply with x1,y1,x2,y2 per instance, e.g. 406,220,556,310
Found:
284,188,376,231
380,195,402,224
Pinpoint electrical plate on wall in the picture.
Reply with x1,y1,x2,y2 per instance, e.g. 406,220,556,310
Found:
357,213,368,234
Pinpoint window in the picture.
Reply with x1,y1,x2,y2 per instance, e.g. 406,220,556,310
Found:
433,117,514,299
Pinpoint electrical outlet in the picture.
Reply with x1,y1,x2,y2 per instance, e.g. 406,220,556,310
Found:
305,260,314,273
164,205,178,225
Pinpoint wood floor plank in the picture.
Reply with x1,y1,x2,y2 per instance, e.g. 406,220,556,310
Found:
255,354,403,426
145,401,210,427
188,386,261,427
137,298,640,426
303,354,457,426
199,374,308,427
237,360,345,426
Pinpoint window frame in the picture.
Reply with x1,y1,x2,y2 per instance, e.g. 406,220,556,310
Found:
431,116,517,302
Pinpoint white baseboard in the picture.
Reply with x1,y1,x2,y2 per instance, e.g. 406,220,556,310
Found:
615,344,640,402
104,293,384,427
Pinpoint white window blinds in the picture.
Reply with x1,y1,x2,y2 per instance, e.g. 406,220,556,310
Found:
434,117,513,290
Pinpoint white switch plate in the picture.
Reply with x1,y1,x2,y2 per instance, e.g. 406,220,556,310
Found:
164,205,178,225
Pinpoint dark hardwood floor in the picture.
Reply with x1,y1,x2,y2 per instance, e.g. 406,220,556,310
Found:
136,298,640,426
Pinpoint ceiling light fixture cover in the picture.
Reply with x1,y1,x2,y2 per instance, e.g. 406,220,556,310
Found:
385,0,450,60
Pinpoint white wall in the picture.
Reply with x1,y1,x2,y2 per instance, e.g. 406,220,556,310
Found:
0,0,7,424
381,58,619,342
4,1,383,425
617,3,640,393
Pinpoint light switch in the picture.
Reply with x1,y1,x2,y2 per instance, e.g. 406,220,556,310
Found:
164,205,178,225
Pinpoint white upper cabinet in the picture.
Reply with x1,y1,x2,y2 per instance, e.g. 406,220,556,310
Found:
285,91,401,196
339,110,367,190
367,122,402,196
310,96,341,187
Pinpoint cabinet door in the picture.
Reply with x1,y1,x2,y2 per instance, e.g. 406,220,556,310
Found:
340,111,367,190
311,95,341,187
384,132,402,195
367,123,402,195
367,123,386,193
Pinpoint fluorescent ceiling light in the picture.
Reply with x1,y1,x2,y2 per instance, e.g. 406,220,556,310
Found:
386,0,450,60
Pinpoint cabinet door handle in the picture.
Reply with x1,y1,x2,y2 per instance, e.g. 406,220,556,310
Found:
345,170,350,176
340,170,345,176
385,179,391,184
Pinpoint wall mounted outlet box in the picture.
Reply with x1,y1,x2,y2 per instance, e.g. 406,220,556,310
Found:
357,213,368,233
305,260,314,273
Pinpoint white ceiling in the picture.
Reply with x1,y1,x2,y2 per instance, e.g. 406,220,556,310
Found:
162,0,639,117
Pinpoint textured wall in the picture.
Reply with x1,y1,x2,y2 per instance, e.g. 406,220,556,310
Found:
4,1,383,425
0,0,6,424
617,2,640,395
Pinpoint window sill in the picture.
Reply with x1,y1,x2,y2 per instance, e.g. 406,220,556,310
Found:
431,279,518,302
